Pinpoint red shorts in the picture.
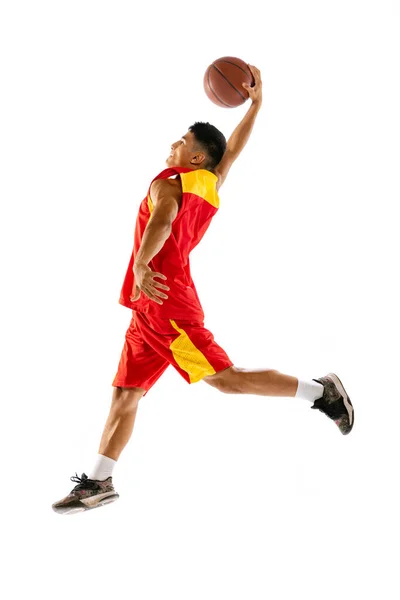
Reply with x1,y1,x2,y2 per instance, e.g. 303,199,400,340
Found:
112,311,233,396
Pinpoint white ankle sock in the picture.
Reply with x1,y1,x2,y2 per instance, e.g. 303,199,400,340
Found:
295,379,324,403
89,454,117,481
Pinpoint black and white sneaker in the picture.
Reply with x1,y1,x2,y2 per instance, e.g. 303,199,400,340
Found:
311,373,354,435
52,473,119,515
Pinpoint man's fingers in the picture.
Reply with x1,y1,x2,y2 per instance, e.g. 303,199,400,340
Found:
136,270,169,304
249,64,260,76
145,285,168,299
143,286,168,301
248,64,261,82
154,289,168,299
143,288,163,304
130,285,140,302
153,281,170,291
149,293,163,304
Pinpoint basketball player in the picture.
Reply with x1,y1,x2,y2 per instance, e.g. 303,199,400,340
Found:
52,65,354,515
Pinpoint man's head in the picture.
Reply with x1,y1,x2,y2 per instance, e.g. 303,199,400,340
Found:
166,122,226,171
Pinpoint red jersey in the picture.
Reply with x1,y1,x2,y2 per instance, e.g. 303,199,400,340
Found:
118,166,220,320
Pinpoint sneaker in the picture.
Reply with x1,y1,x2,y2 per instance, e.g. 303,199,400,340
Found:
52,473,119,515
311,373,354,435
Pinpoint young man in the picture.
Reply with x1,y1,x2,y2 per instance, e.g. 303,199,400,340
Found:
52,65,354,515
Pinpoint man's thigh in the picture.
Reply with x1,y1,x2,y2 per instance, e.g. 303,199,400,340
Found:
112,313,169,395
137,312,234,386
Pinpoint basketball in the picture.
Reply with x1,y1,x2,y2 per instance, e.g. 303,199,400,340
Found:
204,57,255,108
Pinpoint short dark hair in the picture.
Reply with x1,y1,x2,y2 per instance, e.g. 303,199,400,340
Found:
188,122,227,169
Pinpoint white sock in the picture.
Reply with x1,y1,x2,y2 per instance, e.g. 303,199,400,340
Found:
295,379,324,403
89,454,117,481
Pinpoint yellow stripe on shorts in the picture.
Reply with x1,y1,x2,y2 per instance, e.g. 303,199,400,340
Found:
169,319,216,383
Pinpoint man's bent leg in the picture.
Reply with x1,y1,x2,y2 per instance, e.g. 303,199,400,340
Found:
97,386,145,461
203,366,298,397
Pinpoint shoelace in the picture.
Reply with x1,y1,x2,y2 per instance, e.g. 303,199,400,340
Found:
70,473,100,491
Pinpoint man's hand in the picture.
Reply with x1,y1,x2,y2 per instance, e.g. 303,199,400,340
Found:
130,262,170,305
242,65,262,106
130,179,181,305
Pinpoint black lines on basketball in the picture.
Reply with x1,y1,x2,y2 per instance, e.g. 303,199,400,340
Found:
203,57,254,108
212,64,247,101
207,67,233,108
218,59,250,78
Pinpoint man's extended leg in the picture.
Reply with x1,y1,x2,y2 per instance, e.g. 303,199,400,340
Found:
203,367,354,435
203,366,299,397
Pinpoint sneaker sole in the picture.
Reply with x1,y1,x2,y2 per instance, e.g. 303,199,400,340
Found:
327,372,354,431
53,492,119,515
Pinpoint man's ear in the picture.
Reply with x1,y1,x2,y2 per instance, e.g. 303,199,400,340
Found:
190,152,206,165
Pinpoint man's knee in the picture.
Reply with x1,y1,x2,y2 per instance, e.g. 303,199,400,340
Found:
203,366,242,394
113,386,144,410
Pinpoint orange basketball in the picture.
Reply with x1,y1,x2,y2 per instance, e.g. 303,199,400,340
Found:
204,57,255,108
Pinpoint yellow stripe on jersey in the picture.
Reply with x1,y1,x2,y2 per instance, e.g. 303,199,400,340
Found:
147,194,154,214
169,319,216,383
180,170,219,208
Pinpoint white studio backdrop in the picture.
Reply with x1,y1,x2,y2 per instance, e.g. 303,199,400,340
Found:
1,0,399,598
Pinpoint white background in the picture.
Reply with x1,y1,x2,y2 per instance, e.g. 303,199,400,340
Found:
1,0,399,598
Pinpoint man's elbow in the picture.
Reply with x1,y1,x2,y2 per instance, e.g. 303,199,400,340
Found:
149,215,173,235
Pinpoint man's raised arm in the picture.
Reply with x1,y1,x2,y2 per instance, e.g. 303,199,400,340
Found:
215,65,263,187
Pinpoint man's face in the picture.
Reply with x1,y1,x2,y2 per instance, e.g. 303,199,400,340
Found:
166,131,205,168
